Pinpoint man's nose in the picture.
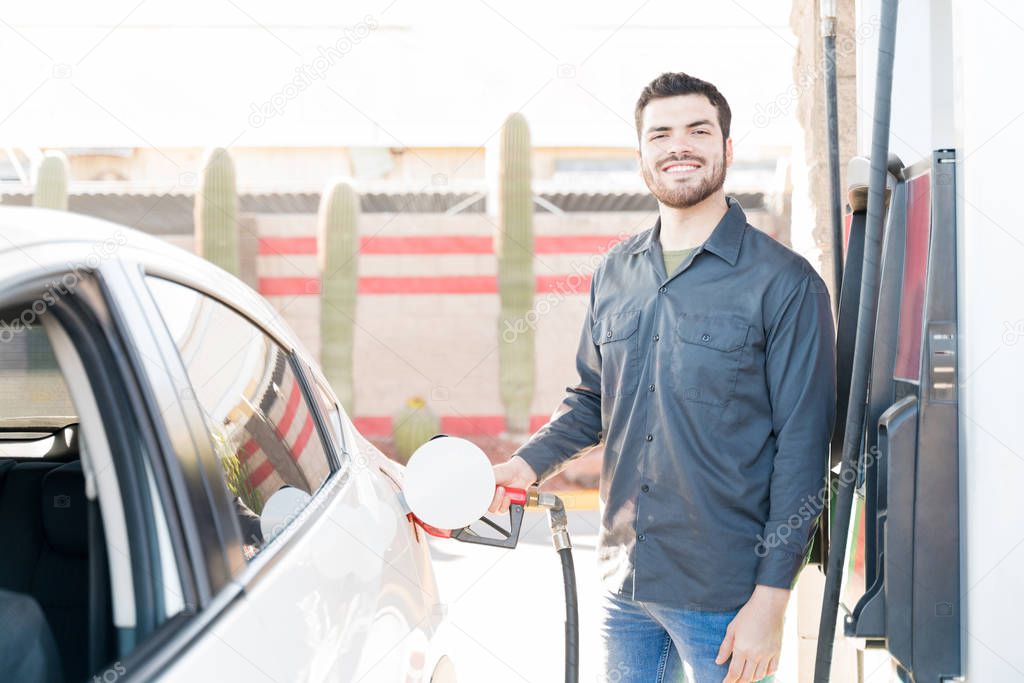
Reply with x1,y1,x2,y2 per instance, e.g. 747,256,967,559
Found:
662,132,696,158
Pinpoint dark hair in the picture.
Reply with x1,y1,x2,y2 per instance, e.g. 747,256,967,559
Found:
634,72,732,140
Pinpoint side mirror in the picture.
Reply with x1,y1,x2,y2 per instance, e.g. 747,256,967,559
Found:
260,486,312,542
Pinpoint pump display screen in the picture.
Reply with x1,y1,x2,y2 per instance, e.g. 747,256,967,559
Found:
894,172,931,382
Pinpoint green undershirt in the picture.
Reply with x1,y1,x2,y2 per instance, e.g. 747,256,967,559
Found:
662,247,694,277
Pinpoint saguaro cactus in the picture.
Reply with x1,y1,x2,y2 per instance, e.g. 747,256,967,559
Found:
27,151,70,372
318,179,359,413
495,112,535,436
392,396,440,464
194,147,239,275
32,151,69,210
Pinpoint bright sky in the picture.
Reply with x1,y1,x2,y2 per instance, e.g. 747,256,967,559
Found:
1,1,798,154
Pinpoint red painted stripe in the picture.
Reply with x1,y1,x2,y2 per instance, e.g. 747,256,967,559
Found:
259,274,593,296
440,415,505,434
259,234,625,256
239,437,261,462
352,416,392,436
351,414,553,437
290,414,316,460
360,236,492,254
360,276,496,294
247,459,276,489
274,384,303,438
260,277,322,296
529,415,550,432
260,237,317,255
536,235,622,254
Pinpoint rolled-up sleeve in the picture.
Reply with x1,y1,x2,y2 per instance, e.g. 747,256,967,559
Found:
755,269,837,589
512,279,604,483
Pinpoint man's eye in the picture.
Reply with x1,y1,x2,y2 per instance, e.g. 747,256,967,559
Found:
651,134,667,140
694,130,710,135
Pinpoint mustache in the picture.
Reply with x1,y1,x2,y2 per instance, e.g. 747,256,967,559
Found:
657,155,705,168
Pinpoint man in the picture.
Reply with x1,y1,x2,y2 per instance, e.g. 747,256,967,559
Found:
489,72,836,683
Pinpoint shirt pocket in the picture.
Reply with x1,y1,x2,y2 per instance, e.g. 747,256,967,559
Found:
673,311,750,407
592,309,641,398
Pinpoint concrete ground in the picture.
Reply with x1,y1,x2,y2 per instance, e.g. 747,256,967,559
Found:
428,508,605,683
429,507,897,683
428,508,805,683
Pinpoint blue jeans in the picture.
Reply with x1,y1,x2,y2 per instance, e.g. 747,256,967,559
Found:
600,591,774,683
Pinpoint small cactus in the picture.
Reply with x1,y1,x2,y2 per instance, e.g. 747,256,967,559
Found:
318,179,360,413
392,396,440,464
194,147,239,275
27,150,66,374
33,151,70,210
495,112,535,436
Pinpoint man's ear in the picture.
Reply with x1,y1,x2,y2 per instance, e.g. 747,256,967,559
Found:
725,137,734,168
635,147,643,176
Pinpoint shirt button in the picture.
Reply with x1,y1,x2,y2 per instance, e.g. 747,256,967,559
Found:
701,333,711,342
653,334,660,342
638,533,646,542
645,434,653,442
641,484,650,493
606,331,613,338
659,286,667,294
648,384,655,392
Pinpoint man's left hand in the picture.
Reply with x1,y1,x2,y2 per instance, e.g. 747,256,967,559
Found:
715,584,790,682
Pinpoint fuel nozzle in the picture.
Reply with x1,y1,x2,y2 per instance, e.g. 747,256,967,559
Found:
525,486,572,552
400,435,575,554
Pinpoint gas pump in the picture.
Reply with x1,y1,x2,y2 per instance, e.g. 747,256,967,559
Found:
813,0,963,680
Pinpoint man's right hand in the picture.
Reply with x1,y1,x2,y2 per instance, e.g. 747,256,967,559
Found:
488,456,538,515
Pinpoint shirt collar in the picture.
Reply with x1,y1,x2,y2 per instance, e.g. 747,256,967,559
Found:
629,195,747,266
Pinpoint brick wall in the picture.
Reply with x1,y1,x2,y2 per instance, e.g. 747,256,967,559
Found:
165,206,773,437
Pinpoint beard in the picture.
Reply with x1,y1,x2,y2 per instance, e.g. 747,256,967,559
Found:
640,149,727,209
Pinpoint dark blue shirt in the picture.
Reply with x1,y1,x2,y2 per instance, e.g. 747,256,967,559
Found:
514,196,837,610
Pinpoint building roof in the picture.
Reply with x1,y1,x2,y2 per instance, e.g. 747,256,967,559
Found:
0,190,765,235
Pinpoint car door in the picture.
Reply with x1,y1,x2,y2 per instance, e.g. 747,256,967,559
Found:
0,254,196,682
126,267,443,682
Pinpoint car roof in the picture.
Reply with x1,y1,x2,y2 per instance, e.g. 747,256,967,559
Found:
0,205,308,356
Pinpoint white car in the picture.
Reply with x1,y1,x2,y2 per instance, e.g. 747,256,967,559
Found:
0,207,457,682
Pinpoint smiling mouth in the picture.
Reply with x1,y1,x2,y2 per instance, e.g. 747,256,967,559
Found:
660,161,702,174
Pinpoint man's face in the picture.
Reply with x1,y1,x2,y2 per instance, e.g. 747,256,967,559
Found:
637,94,733,209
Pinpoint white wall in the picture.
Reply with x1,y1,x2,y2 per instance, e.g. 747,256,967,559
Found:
952,1,1024,680
855,0,954,164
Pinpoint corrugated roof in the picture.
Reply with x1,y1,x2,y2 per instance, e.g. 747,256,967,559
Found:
0,192,196,235
0,190,764,234
542,191,763,213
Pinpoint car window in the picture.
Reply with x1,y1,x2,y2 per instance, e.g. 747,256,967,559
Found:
0,324,77,457
307,370,350,460
145,277,332,559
